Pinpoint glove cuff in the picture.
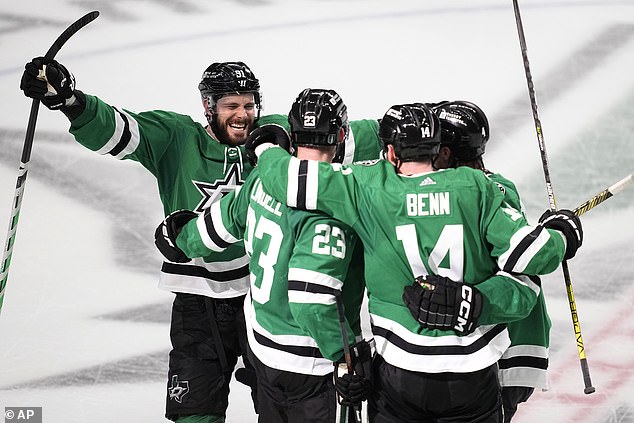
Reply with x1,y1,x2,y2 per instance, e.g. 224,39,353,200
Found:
60,90,86,121
254,142,278,158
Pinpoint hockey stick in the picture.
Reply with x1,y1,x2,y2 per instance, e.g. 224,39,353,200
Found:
573,173,633,216
334,291,362,423
511,0,595,394
0,11,100,316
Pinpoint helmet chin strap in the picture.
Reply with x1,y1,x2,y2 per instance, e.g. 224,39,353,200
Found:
431,154,440,172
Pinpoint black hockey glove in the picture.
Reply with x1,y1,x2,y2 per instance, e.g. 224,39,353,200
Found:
403,275,483,335
244,124,292,166
20,57,85,119
154,210,198,263
334,340,373,406
538,209,583,260
502,386,534,422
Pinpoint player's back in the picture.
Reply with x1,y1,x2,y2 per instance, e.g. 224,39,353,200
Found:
237,171,358,376
343,164,501,318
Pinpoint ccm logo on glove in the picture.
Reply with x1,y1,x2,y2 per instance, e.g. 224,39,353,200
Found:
455,285,475,333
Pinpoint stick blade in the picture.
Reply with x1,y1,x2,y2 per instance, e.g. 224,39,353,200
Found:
44,10,100,59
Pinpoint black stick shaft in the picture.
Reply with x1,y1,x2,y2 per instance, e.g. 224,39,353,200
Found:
334,291,362,423
0,11,100,315
511,0,595,394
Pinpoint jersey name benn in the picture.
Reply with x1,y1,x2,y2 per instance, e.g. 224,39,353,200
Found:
406,192,450,216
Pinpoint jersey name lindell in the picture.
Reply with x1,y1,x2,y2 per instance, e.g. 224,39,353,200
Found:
251,178,283,217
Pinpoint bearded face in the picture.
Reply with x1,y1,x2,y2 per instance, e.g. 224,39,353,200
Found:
207,93,258,146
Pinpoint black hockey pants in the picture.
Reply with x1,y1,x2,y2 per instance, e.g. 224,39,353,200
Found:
165,293,255,421
369,355,503,423
249,349,337,423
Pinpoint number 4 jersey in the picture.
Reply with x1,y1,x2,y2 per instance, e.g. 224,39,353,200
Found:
256,147,568,374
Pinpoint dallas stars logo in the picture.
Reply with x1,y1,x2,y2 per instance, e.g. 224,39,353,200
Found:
193,164,244,212
168,375,190,403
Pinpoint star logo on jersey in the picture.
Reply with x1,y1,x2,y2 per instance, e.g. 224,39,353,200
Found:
168,375,190,403
193,164,244,212
419,177,436,186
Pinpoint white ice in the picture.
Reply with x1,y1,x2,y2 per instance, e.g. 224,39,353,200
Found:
0,1,633,422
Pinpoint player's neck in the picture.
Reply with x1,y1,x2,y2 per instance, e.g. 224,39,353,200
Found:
297,146,335,163
397,161,434,176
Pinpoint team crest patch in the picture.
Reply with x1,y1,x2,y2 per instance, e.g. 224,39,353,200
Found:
193,163,243,212
168,375,190,403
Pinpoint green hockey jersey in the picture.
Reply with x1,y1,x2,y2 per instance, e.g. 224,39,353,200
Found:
256,147,568,374
69,94,254,298
176,169,365,376
257,114,382,163
490,173,551,390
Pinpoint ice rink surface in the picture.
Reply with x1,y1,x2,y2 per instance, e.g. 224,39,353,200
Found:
0,0,633,421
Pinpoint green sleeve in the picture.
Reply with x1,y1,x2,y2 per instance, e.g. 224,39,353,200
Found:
287,214,358,361
176,217,217,258
348,119,382,162
69,94,195,176
476,272,539,325
479,176,566,275
176,176,253,257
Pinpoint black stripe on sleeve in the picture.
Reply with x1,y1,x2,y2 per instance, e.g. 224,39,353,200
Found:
296,160,308,210
288,280,337,296
503,226,545,273
108,107,132,157
204,209,232,249
498,355,548,370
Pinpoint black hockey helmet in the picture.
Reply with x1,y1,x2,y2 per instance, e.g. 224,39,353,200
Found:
379,103,441,162
288,88,349,146
433,101,489,161
198,61,262,118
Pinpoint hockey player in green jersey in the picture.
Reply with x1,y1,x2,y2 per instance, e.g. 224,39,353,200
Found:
247,102,583,422
20,58,263,423
256,112,382,164
155,89,372,422
432,100,552,422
